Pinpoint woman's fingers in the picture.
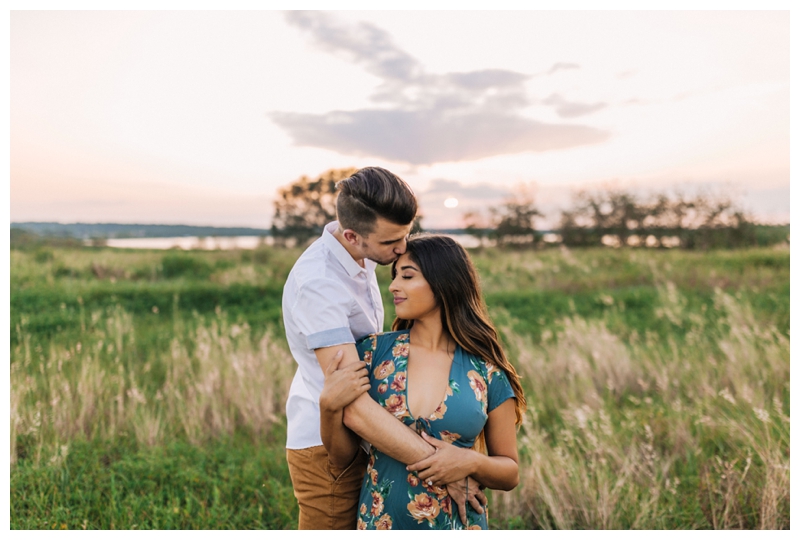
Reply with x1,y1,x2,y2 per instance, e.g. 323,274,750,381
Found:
406,456,433,473
414,467,429,479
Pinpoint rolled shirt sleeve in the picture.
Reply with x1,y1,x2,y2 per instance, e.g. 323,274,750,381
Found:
292,278,356,350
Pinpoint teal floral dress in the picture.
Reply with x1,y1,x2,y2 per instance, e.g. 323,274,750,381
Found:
355,331,515,530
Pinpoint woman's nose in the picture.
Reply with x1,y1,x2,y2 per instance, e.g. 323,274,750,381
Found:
388,276,400,293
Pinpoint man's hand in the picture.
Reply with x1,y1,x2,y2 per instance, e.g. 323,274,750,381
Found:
446,476,487,526
319,350,370,412
406,432,478,486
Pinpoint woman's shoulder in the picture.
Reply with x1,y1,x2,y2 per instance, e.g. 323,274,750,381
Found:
458,347,487,369
356,330,408,345
459,348,503,380
378,330,409,342
355,330,409,358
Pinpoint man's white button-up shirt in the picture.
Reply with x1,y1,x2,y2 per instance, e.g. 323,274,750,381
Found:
282,221,384,449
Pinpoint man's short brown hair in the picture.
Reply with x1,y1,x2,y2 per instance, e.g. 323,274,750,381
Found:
336,167,417,235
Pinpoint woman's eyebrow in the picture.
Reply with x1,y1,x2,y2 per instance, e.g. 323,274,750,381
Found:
399,265,418,271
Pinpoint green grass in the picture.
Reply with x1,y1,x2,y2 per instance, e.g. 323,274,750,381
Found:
11,428,297,530
10,244,790,529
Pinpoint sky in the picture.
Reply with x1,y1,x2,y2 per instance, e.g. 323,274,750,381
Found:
9,8,791,229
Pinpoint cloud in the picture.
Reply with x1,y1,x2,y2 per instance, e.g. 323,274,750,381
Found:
284,11,421,82
542,93,607,118
271,109,607,164
547,62,581,74
423,178,512,199
276,12,610,165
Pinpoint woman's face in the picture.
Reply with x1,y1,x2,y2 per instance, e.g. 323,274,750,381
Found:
389,252,439,321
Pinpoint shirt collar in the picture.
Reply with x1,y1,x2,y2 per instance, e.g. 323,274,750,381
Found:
321,221,368,278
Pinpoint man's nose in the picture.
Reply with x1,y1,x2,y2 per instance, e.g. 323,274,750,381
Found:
394,238,408,255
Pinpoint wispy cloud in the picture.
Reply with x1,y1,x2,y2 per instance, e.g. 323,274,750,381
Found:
271,12,609,165
547,62,580,75
542,93,607,118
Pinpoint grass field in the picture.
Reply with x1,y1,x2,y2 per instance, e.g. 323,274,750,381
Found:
9,243,790,529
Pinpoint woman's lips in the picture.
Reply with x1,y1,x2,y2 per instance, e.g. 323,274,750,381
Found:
393,297,406,305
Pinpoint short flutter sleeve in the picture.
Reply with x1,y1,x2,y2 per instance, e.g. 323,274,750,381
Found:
486,362,516,414
355,333,378,369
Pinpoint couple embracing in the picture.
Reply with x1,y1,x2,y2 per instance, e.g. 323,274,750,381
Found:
282,167,526,530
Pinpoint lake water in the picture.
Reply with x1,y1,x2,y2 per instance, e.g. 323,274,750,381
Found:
94,234,483,250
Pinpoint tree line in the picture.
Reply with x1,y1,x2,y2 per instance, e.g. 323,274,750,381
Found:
272,168,787,250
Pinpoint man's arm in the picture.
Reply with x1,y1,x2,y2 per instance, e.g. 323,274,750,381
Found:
316,343,488,524
314,344,436,465
319,351,370,468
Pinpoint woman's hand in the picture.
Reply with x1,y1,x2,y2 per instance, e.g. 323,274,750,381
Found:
319,351,371,413
446,476,487,526
405,432,479,486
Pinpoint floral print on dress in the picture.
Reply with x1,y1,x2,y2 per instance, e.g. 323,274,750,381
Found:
374,514,393,530
439,430,461,444
390,371,407,392
373,360,395,380
354,331,515,530
407,493,440,525
383,394,410,419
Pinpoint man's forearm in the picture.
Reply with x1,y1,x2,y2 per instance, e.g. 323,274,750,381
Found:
342,393,435,465
320,405,360,469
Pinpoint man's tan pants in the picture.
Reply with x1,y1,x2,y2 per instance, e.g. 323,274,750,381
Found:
286,445,368,530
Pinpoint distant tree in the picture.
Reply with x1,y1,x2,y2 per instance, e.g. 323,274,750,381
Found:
271,168,357,246
410,215,424,235
680,194,756,249
558,188,757,249
488,188,543,248
462,210,490,248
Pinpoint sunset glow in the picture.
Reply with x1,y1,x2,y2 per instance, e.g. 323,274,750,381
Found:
10,10,790,229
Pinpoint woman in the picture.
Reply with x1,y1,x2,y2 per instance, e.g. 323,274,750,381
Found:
320,234,526,530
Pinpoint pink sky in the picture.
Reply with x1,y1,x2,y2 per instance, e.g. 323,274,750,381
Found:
9,9,790,229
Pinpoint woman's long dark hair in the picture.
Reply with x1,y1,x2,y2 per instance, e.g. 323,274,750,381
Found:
391,234,526,426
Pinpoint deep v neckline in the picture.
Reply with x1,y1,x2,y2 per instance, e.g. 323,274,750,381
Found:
403,333,459,422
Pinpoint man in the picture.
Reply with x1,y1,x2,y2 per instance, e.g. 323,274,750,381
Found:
282,167,484,529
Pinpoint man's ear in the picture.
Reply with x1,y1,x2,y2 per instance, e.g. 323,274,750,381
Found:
342,229,360,246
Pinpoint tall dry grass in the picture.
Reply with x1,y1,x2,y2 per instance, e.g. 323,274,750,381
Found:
9,252,789,529
11,307,296,465
491,285,789,529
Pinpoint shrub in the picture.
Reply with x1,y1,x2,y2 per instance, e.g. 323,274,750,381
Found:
160,254,213,280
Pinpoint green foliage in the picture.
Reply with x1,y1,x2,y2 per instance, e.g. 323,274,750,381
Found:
489,196,543,248
34,249,55,263
160,254,213,280
753,224,789,247
558,189,759,249
271,168,357,246
10,244,790,529
11,228,84,251
11,434,297,530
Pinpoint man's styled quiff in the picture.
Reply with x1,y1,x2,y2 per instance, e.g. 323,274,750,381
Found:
336,167,417,235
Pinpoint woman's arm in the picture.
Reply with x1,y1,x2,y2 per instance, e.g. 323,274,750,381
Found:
319,351,371,468
405,398,519,491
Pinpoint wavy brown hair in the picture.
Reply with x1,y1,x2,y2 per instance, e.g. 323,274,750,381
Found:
336,167,417,235
391,234,526,425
